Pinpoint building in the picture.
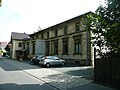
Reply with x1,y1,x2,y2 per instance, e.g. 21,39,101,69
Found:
0,42,7,56
10,32,30,60
0,0,2,6
29,12,94,65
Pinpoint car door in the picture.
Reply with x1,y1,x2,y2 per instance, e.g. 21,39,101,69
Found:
53,56,60,65
46,56,55,65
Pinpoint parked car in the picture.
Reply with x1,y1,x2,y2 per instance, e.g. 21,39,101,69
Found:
31,55,44,64
39,56,66,67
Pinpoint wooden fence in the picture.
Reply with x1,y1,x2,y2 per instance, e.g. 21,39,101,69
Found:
94,53,120,89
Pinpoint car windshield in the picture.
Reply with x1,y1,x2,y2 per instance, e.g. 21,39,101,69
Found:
36,55,44,59
33,56,37,59
46,56,53,59
53,56,60,60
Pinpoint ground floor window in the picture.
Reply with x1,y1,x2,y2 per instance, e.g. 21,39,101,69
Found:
32,43,35,54
46,41,50,55
74,39,81,54
63,39,68,54
54,41,58,54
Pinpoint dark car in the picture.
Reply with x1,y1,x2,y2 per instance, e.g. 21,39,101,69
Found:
31,55,44,64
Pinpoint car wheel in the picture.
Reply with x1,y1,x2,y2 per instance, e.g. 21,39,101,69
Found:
46,63,50,68
61,62,65,66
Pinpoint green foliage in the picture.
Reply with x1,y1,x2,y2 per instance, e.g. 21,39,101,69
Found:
87,0,120,56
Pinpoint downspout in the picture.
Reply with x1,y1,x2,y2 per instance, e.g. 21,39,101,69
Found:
85,15,89,65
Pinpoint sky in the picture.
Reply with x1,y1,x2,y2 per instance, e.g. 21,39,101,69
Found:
0,0,104,43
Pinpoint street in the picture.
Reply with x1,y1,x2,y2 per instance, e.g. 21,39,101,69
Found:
0,58,117,90
0,58,93,90
0,58,59,90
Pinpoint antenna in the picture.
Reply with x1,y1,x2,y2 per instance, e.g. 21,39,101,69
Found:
38,26,42,31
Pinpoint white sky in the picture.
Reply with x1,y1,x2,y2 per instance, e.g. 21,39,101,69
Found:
0,0,104,42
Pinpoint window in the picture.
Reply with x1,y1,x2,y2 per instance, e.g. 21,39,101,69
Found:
74,39,81,54
27,43,29,48
46,41,50,55
63,39,68,54
41,34,43,39
54,30,58,37
32,43,35,54
47,31,49,38
23,43,25,49
64,26,68,34
36,35,38,39
54,41,58,54
75,22,80,32
18,42,22,47
32,37,34,40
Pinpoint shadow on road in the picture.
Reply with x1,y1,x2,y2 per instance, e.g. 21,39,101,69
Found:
65,68,94,79
0,83,58,90
0,61,21,71
0,59,41,71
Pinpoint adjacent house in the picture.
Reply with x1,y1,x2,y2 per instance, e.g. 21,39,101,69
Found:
0,42,7,56
29,12,94,65
10,32,30,60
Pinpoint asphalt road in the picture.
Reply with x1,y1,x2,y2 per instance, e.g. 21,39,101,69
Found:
0,58,117,90
0,60,59,90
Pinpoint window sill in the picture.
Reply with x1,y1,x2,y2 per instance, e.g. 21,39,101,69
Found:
73,53,82,56
62,53,69,56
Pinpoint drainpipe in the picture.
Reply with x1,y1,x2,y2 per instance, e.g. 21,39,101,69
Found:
85,15,88,65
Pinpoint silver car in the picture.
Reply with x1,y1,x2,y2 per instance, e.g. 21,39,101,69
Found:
39,56,66,67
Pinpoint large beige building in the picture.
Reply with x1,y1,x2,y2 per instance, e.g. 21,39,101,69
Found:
29,12,94,65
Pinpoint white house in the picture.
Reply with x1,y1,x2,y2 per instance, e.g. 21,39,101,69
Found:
10,32,30,59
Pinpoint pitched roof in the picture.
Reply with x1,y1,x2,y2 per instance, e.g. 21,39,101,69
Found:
11,32,29,40
29,11,94,36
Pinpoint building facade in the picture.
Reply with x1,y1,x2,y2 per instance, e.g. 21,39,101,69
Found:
10,32,30,60
29,12,93,65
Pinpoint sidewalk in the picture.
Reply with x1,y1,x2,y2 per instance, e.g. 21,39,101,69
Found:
3,58,118,90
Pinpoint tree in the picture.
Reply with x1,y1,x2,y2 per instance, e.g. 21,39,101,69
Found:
87,0,120,57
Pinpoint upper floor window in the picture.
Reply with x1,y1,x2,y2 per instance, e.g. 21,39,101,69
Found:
32,37,34,40
41,34,43,39
32,43,35,54
27,43,29,48
23,43,25,49
47,31,49,38
36,35,38,39
64,26,68,34
54,30,58,37
18,42,22,47
75,22,80,32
